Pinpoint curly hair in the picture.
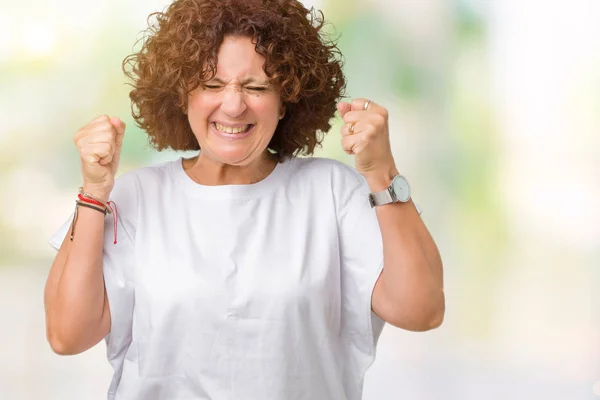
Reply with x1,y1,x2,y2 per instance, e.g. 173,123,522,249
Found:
122,0,347,157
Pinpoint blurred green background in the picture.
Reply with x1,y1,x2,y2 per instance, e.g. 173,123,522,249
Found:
1,0,599,399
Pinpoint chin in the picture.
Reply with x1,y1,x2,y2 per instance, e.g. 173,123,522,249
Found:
207,147,259,166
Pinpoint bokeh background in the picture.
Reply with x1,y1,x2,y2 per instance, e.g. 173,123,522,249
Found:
1,0,599,399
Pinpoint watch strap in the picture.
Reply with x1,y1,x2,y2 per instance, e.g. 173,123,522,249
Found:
368,188,395,208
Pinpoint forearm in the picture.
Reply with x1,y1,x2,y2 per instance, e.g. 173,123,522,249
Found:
44,195,110,353
377,201,443,302
367,170,445,328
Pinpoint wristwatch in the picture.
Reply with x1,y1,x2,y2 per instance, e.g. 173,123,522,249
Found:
368,175,422,215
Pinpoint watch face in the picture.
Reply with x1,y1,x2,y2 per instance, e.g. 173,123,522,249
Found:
392,175,411,202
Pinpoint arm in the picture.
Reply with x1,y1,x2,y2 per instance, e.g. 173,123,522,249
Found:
45,114,126,354
337,98,444,331
367,168,445,331
44,191,112,355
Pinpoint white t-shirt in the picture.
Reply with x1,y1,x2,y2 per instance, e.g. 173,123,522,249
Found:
49,156,386,400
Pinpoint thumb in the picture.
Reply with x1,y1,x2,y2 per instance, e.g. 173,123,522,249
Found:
109,116,126,150
109,116,126,136
337,102,351,118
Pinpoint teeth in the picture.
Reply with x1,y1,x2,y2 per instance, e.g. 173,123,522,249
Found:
214,122,250,134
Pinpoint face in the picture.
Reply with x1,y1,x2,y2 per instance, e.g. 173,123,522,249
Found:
186,35,285,167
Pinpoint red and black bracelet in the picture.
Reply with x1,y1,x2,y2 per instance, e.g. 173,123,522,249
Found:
70,189,119,244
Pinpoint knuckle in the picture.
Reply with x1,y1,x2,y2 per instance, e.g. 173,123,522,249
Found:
74,136,86,149
373,114,386,125
99,143,111,155
89,131,110,145
73,129,86,144
94,114,110,123
94,132,109,143
99,122,113,133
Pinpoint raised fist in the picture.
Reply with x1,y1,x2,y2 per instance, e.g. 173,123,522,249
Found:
73,115,126,198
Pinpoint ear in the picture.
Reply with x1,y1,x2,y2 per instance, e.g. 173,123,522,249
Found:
181,98,188,115
279,103,286,120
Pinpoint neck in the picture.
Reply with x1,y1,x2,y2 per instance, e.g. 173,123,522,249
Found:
183,151,278,186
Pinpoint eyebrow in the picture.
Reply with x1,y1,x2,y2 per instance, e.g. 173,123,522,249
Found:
208,77,270,86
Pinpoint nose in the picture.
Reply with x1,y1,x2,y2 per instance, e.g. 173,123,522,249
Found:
220,86,247,118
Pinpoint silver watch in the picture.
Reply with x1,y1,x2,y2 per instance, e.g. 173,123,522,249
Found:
368,175,422,214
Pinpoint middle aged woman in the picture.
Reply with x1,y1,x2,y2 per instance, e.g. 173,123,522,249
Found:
44,0,445,399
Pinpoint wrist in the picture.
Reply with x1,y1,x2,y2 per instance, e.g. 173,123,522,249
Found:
364,165,399,192
81,183,113,203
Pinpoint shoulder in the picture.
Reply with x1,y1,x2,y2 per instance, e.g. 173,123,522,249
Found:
286,157,370,215
288,156,365,188
117,158,175,184
113,158,176,190
109,158,179,218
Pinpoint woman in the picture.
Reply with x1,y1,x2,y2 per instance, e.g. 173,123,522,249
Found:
44,0,444,399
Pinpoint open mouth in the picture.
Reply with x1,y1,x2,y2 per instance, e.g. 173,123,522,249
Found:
213,122,254,134
211,122,255,140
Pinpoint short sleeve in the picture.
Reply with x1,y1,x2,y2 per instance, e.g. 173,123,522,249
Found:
48,173,138,391
335,166,386,390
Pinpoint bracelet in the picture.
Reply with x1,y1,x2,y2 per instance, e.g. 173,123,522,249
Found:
70,201,105,241
77,187,119,243
76,200,107,215
69,199,119,244
78,193,107,210
78,187,112,213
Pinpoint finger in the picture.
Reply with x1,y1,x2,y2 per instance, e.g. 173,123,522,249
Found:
340,110,364,124
99,157,112,166
89,114,111,124
75,116,109,141
76,118,112,136
351,98,388,120
337,101,352,118
341,134,361,155
341,121,362,137
110,117,126,151
110,116,126,136
84,116,123,136
85,132,115,145
86,143,114,164
81,143,114,165
350,98,373,112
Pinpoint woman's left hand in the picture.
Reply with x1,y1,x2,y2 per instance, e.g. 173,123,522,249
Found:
337,98,397,179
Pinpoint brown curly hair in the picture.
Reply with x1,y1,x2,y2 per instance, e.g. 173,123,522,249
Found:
122,0,347,157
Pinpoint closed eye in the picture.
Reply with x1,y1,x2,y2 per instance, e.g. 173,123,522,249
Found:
203,85,268,91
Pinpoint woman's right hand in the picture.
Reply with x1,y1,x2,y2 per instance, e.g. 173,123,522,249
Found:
74,115,126,199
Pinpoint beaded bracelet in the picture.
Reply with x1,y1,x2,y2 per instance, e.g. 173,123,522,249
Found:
77,193,106,209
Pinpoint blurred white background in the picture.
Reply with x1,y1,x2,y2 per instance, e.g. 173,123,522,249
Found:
1,0,598,399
